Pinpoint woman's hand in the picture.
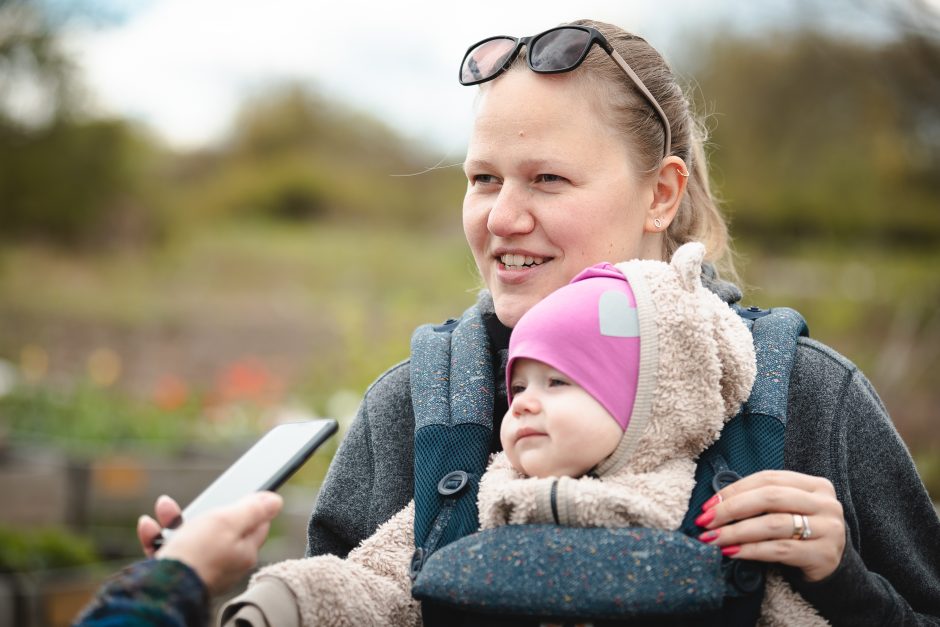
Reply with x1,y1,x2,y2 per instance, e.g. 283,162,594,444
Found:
695,470,846,582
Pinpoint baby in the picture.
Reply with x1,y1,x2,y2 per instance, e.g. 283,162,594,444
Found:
220,242,824,627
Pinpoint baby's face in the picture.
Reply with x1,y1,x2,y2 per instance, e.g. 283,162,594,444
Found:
501,358,622,478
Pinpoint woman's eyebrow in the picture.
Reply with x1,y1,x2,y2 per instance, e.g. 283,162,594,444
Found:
463,158,494,172
463,158,565,172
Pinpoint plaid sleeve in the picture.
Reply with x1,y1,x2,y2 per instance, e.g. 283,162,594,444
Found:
72,559,209,627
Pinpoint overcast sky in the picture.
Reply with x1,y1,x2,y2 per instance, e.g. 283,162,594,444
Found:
57,0,909,156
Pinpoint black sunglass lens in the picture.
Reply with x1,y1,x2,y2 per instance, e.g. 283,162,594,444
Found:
461,38,517,84
530,28,592,72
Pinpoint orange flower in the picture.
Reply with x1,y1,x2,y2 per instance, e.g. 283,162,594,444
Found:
153,374,189,411
213,358,283,406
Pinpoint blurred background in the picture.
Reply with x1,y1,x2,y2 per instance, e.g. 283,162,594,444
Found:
0,0,937,624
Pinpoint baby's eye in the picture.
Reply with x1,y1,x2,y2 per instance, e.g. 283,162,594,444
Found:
548,378,569,387
510,383,527,395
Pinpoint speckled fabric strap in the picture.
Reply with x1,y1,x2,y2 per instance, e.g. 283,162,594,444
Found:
410,302,495,558
680,305,809,540
413,525,724,620
736,306,809,423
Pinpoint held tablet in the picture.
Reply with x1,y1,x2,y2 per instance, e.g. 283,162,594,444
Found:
154,419,338,548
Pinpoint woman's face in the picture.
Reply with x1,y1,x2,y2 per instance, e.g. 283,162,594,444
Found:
463,70,656,327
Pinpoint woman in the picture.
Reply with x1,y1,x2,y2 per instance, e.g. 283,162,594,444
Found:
144,19,940,625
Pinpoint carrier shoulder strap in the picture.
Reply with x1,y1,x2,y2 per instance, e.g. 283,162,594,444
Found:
408,303,495,579
680,305,809,624
680,305,809,535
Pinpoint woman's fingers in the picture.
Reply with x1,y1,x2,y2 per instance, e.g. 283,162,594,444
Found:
705,529,845,582
700,511,842,546
696,470,846,582
698,484,837,529
712,469,836,503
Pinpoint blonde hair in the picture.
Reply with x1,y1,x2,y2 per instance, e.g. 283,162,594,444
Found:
525,20,737,282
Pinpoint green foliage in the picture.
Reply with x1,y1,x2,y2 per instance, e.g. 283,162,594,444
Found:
0,525,99,572
694,31,940,248
0,383,203,456
5,17,934,251
0,118,169,246
0,1,75,128
915,452,940,505
170,86,466,230
0,1,174,247
0,221,478,458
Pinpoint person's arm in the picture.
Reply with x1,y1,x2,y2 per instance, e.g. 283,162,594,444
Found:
306,361,415,558
72,559,208,627
76,492,282,627
704,340,940,626
783,342,940,625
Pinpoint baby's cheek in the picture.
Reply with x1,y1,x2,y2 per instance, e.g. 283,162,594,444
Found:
499,412,514,452
501,435,522,473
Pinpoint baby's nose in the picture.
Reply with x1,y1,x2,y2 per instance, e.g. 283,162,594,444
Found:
511,390,540,415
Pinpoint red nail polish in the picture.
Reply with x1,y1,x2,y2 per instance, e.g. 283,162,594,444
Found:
695,509,716,527
721,545,741,557
698,529,720,543
702,494,720,511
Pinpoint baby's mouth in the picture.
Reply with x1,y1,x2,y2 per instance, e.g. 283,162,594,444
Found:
516,426,546,440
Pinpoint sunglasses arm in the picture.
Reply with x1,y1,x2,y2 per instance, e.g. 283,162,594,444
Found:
609,50,672,160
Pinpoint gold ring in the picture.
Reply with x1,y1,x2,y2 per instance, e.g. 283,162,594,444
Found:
790,513,804,540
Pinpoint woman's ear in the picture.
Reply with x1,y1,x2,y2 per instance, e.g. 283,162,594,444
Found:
643,157,689,233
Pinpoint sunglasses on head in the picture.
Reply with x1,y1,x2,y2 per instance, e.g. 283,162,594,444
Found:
459,25,672,160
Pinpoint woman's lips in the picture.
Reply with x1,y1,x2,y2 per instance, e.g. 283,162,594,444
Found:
494,258,551,284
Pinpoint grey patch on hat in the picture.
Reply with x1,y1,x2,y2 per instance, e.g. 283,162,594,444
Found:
598,290,640,337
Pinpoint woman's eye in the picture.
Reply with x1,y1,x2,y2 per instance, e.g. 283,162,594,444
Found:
471,174,499,185
534,173,566,184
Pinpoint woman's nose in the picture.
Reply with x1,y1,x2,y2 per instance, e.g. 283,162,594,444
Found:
487,182,535,237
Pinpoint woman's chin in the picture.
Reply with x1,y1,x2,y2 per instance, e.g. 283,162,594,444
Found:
492,293,542,329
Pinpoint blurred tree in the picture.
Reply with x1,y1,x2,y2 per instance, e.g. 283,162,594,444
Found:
693,6,939,248
170,85,465,229
0,0,168,247
0,0,74,128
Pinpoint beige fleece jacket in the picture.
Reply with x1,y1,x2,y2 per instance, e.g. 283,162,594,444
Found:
218,243,827,627
219,500,419,627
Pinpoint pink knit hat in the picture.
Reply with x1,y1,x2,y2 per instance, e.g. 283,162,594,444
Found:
506,263,655,433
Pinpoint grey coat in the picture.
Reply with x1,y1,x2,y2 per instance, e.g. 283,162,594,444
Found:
305,286,940,626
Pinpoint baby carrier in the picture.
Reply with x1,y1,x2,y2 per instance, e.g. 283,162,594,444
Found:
407,301,808,627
